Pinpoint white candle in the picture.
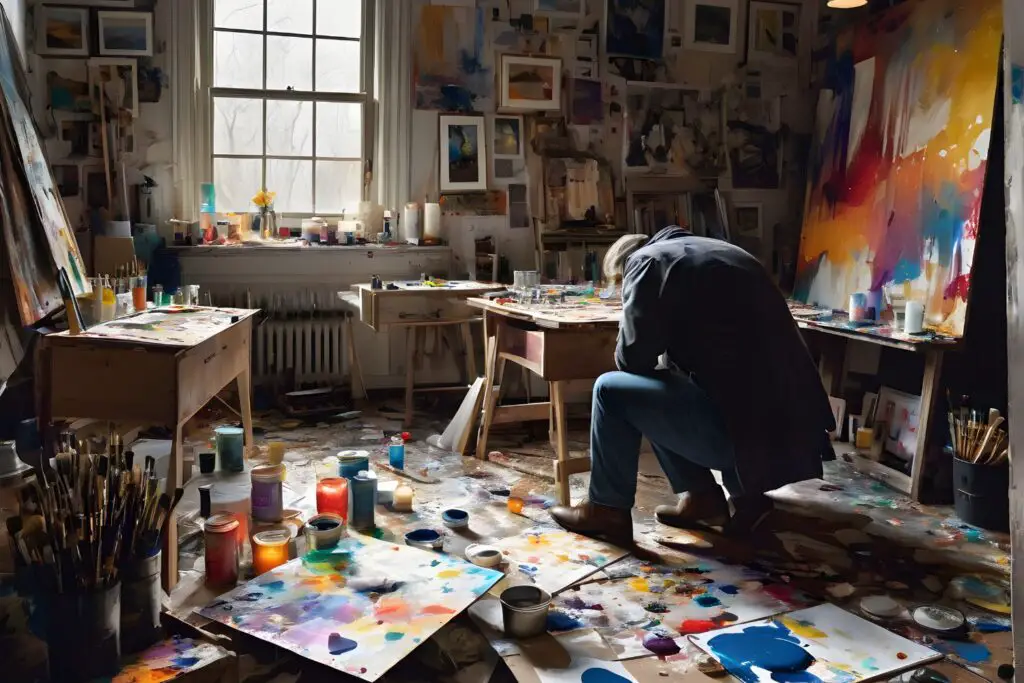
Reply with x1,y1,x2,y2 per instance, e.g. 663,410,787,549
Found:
392,483,414,512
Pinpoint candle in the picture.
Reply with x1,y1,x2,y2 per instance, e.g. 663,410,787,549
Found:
392,483,414,512
252,529,290,575
204,514,240,587
349,472,376,530
251,464,285,522
316,477,350,521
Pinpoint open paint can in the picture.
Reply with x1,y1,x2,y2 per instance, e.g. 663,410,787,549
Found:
305,513,345,550
500,585,551,639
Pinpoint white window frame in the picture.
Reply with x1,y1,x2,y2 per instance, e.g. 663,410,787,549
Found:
206,0,376,220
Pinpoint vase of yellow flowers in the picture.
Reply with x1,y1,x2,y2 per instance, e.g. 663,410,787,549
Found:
253,188,277,240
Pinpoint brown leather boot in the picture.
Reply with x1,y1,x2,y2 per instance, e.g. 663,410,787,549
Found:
549,499,633,547
655,488,730,530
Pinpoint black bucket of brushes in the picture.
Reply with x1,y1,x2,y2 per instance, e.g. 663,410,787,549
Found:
948,394,1009,532
12,433,182,680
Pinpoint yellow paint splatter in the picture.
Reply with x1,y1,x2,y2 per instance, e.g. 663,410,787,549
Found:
781,616,828,639
627,577,649,592
436,569,461,578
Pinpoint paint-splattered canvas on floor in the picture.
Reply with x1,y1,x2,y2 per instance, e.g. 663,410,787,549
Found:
690,603,940,682
112,636,230,683
198,537,503,682
794,0,1002,338
412,5,491,112
495,526,628,594
548,556,811,659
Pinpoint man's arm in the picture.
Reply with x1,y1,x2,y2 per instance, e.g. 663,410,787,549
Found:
615,255,667,374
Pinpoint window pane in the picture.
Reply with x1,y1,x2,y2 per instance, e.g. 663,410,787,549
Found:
316,161,362,214
266,100,312,156
214,31,263,89
268,0,312,33
317,0,361,38
316,102,361,158
214,157,263,212
215,0,263,30
268,159,313,212
214,97,263,155
315,39,361,93
267,36,312,90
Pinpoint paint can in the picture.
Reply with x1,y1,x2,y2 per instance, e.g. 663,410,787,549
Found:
252,529,291,575
43,582,121,682
904,301,925,334
953,456,1009,532
120,551,162,654
250,464,285,523
405,528,444,551
376,480,398,505
441,508,469,529
849,292,871,324
337,450,370,479
465,544,502,568
349,471,376,531
389,436,405,470
499,586,551,639
305,513,345,550
912,605,966,636
215,426,245,473
204,513,240,587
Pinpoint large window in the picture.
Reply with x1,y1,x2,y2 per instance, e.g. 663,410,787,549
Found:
211,0,371,215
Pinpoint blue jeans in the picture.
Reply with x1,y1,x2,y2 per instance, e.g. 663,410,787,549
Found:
588,370,738,509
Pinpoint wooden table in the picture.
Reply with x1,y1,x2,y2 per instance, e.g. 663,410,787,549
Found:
467,297,620,504
347,281,503,425
37,306,258,591
792,308,959,502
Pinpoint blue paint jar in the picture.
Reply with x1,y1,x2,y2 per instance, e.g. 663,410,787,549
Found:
388,436,405,470
215,426,245,473
349,471,376,531
338,450,369,480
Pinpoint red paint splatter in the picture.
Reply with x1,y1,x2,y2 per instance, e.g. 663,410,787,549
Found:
897,652,908,660
679,619,717,634
945,273,971,302
421,604,456,615
764,583,797,603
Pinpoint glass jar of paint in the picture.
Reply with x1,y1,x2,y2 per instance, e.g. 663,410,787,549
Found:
337,450,369,479
316,477,349,521
216,426,245,472
204,513,240,587
251,464,285,522
388,436,405,470
392,483,414,512
252,529,290,575
349,471,376,531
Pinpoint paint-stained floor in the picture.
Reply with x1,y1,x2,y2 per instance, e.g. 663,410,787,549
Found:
160,403,1011,683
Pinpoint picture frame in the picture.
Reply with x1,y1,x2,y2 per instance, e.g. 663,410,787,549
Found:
734,202,763,238
439,115,488,193
499,54,563,112
606,0,667,60
97,11,154,57
534,0,584,18
747,1,800,65
877,386,922,462
88,58,139,118
73,0,136,6
492,115,524,158
36,6,89,57
683,0,739,54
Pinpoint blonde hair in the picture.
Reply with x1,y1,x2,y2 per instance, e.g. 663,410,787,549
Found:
603,234,649,282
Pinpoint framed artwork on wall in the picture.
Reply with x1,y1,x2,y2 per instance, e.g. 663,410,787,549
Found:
535,0,584,18
734,202,763,238
439,115,488,192
499,55,562,111
683,0,739,54
88,58,139,118
36,6,89,57
747,1,800,65
97,11,154,57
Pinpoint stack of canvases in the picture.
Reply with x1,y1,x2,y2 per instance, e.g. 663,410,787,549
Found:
0,7,90,380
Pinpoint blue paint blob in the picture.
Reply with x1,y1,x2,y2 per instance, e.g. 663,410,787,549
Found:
708,622,817,683
718,584,740,595
696,595,722,608
581,667,634,683
941,640,991,664
385,631,405,642
973,620,1011,633
547,611,584,631
172,656,201,669
262,580,286,593
405,529,441,542
328,633,358,656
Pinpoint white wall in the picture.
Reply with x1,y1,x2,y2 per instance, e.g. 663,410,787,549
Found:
2,0,25,58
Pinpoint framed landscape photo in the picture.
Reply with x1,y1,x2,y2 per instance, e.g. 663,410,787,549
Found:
36,6,89,57
439,115,488,192
97,11,154,57
683,0,739,53
500,55,562,111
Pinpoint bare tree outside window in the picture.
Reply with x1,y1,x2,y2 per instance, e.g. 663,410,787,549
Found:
212,0,368,215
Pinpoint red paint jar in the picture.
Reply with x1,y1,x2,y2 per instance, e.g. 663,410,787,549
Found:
204,513,240,587
316,477,349,521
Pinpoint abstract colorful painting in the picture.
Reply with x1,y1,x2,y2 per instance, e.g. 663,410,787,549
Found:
794,0,1002,338
440,115,487,192
690,604,940,682
548,556,810,659
413,5,491,112
606,0,666,60
113,636,230,683
495,527,628,594
199,537,503,682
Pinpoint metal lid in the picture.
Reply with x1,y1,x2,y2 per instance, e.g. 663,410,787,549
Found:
251,464,284,482
253,529,291,547
204,513,239,534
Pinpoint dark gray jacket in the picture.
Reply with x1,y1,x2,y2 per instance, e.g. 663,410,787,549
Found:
617,227,834,494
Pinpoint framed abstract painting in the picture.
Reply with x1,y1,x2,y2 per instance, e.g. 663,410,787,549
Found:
439,115,488,192
500,55,562,111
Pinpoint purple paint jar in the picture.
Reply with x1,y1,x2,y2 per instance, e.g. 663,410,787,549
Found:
251,464,285,522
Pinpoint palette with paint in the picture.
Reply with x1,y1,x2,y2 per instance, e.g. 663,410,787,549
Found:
495,526,629,594
548,556,812,660
689,604,941,683
198,536,503,682
111,636,230,683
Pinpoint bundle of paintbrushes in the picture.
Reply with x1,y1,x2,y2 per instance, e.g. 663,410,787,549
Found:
947,392,1009,465
9,431,182,594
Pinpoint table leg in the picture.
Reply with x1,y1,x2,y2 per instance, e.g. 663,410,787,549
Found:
405,326,417,427
910,349,945,502
236,367,253,450
817,335,848,396
162,421,185,593
346,317,368,402
460,322,477,381
476,315,501,460
551,380,571,505
548,382,556,446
